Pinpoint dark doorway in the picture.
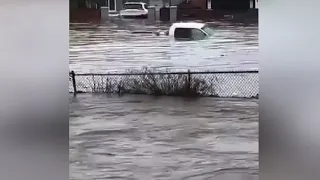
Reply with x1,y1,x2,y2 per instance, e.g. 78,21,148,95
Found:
211,0,250,10
109,0,116,11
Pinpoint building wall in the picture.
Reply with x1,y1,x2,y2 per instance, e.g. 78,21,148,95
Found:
116,0,123,11
189,0,206,9
211,0,250,10
174,0,253,10
70,0,256,12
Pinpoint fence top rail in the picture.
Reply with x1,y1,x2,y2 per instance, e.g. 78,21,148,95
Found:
70,70,259,76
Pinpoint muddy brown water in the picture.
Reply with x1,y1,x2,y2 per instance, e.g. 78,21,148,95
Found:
69,94,258,180
69,18,258,73
69,18,258,180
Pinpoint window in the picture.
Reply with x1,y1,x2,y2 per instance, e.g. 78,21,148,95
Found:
124,4,143,10
191,28,207,40
201,25,214,36
174,28,207,41
144,4,148,9
174,28,192,40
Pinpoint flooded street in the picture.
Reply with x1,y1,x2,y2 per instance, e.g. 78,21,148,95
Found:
70,94,258,180
69,18,258,180
70,18,258,73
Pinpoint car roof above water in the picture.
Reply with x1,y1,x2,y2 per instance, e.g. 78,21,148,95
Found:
124,2,147,4
171,22,206,29
169,22,206,36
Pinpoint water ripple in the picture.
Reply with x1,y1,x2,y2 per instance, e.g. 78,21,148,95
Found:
70,95,258,180
70,19,258,73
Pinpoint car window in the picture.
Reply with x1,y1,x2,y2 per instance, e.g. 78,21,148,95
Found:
124,4,143,9
190,28,207,40
174,28,192,40
201,26,214,36
144,4,148,9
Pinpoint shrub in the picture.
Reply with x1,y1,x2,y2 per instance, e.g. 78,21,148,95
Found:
90,67,218,97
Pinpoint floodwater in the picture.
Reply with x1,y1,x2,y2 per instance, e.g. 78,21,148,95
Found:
69,94,258,180
69,18,258,73
69,18,259,180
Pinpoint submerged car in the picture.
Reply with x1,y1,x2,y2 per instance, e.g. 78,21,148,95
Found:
168,22,214,41
119,2,148,18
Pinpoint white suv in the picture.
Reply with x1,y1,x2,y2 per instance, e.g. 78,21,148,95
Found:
120,2,148,18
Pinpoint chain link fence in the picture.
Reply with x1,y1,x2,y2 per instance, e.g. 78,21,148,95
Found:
69,69,258,98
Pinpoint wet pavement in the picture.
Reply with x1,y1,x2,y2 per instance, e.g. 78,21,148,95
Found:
69,94,258,180
69,18,258,73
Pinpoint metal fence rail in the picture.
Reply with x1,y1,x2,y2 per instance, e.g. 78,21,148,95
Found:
69,70,259,98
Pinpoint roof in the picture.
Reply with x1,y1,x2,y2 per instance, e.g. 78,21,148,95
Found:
124,2,147,4
171,22,206,29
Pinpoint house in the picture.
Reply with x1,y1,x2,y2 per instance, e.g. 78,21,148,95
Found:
105,0,124,12
70,0,258,11
69,0,258,22
177,0,258,11
70,0,124,12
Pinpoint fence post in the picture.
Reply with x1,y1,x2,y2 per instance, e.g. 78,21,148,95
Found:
71,71,77,96
169,6,177,22
187,69,191,92
101,6,109,20
148,6,156,22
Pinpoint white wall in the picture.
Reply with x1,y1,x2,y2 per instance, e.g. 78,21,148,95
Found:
250,0,258,9
148,0,163,10
148,0,184,9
